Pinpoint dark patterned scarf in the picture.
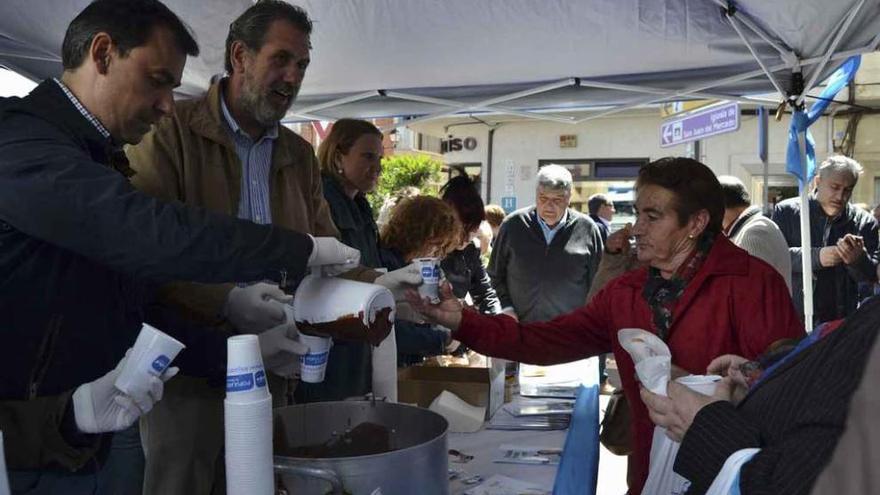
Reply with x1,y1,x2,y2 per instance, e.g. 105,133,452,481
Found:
641,235,714,341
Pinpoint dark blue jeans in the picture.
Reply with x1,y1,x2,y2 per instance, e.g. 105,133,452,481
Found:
9,424,144,495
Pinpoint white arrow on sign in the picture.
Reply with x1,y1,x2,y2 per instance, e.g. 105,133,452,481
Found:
662,124,673,145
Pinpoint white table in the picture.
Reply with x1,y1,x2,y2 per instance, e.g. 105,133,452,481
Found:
448,359,598,494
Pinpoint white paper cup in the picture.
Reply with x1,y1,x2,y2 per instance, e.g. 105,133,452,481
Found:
414,257,441,303
226,335,269,403
298,334,332,383
293,274,396,330
675,374,721,396
115,323,185,397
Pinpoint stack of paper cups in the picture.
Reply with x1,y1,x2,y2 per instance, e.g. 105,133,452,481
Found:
114,323,185,397
224,335,273,495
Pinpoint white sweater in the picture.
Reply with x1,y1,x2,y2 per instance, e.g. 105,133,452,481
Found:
729,207,792,291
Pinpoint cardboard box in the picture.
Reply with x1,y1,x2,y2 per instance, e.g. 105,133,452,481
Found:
398,358,505,420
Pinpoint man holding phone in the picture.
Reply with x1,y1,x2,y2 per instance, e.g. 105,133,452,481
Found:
772,155,879,324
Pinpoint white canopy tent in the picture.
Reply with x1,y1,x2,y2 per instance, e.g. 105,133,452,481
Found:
1,0,879,329
0,1,878,122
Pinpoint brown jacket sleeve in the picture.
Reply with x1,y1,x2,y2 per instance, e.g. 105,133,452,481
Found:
811,333,880,494
127,122,234,325
0,391,106,471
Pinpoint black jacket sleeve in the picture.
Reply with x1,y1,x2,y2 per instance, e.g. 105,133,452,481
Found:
487,221,513,309
845,214,879,283
465,245,501,314
0,129,313,286
142,303,230,386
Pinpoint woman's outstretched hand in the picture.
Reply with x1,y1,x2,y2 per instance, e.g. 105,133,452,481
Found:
404,281,465,331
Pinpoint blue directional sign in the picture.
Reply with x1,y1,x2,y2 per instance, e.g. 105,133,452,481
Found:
660,101,740,148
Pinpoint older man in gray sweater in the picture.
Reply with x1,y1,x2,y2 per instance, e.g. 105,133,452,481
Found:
488,165,603,323
718,175,792,291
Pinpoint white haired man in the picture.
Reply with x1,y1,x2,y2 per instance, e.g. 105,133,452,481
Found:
487,164,604,323
772,155,879,324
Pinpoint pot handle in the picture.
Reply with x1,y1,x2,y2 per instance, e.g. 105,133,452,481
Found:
273,460,344,495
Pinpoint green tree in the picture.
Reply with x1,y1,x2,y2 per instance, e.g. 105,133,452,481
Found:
368,154,444,214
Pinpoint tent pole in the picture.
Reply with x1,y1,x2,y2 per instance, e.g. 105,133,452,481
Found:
292,90,381,116
798,131,814,332
708,0,796,61
395,79,576,128
382,91,576,125
725,13,786,98
574,65,774,123
574,79,777,105
574,44,868,125
796,0,866,107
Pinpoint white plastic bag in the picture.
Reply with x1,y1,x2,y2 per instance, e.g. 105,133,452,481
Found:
618,328,671,395
641,376,722,495
617,328,721,495
705,448,760,495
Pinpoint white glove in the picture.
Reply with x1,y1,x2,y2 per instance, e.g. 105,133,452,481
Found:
224,283,290,333
258,322,309,375
374,262,423,301
308,236,361,276
72,352,178,434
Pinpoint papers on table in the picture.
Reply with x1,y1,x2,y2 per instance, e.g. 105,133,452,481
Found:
463,474,550,495
504,400,574,417
487,398,573,431
494,444,562,465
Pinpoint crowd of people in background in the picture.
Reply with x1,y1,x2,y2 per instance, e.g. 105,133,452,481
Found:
3,1,880,495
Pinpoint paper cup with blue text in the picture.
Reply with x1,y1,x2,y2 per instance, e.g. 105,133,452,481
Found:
225,335,270,404
414,257,441,303
298,333,332,383
115,323,185,398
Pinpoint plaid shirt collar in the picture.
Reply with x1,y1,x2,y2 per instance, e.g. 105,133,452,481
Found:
52,78,112,141
52,78,134,177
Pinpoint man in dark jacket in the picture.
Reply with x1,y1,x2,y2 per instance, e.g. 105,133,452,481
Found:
587,193,614,243
772,155,879,325
488,164,603,323
0,1,356,492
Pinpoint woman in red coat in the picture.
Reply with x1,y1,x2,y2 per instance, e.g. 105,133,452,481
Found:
410,157,804,495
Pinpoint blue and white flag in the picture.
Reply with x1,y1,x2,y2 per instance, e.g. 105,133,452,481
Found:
786,56,861,187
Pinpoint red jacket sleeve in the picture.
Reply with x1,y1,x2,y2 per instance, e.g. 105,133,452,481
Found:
452,289,614,365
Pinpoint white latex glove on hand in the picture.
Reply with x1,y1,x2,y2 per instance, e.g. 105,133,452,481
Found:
258,322,309,375
308,236,361,276
72,352,178,434
375,262,423,301
224,283,290,333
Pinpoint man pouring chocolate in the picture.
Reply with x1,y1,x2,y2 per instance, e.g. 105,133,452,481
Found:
125,2,421,493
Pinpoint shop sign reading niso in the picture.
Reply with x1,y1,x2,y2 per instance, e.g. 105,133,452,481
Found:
441,136,477,153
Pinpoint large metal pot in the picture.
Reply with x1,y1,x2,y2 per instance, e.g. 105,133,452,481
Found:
273,400,449,495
